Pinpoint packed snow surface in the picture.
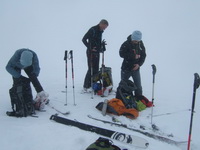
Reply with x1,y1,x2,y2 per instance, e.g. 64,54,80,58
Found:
0,0,200,150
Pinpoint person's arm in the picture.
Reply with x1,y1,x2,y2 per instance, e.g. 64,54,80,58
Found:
119,41,135,60
82,27,95,49
138,41,146,66
32,53,40,77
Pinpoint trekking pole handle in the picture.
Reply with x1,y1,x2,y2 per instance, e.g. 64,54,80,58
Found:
101,39,106,52
151,64,156,83
69,50,73,59
64,50,68,60
194,73,200,90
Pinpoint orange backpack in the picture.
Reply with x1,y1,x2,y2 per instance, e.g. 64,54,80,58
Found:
108,98,139,119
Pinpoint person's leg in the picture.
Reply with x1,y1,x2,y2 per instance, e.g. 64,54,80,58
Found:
121,70,131,81
83,50,92,88
83,51,100,89
93,53,100,75
83,71,91,88
131,70,142,96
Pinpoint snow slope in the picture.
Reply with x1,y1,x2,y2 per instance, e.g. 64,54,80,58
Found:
0,0,200,149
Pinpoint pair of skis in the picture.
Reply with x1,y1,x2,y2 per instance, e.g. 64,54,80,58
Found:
64,50,76,106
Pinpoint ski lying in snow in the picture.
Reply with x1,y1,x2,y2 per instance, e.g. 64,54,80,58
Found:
139,124,173,137
50,114,149,148
47,103,70,116
87,115,185,146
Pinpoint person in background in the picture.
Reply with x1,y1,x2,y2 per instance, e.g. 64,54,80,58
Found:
82,19,109,92
119,30,146,96
6,48,49,110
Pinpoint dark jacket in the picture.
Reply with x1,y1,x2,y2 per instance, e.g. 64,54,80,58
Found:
6,48,40,78
82,24,103,52
119,35,146,71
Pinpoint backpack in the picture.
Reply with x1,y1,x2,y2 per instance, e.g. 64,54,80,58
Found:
86,137,121,150
108,98,139,119
96,101,119,116
6,77,35,117
93,66,113,95
116,80,137,109
96,98,139,119
99,66,113,88
135,100,146,111
136,95,153,107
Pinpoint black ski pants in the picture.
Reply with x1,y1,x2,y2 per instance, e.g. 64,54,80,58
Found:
121,69,143,96
83,50,100,88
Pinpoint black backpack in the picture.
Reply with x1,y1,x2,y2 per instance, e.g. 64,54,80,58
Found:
116,80,137,109
7,77,35,117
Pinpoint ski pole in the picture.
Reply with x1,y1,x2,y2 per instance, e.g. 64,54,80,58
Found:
101,51,105,96
101,40,106,96
88,42,94,99
64,50,68,105
90,52,94,99
187,73,200,150
151,64,156,125
69,50,76,106
150,109,191,118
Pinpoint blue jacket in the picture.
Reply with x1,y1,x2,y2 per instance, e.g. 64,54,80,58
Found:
6,48,40,78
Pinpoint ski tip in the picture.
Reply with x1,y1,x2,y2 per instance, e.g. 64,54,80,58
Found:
50,115,55,120
145,142,149,147
64,112,70,115
50,114,58,120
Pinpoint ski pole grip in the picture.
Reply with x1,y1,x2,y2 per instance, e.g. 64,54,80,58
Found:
194,73,200,89
64,50,68,60
152,64,156,83
69,50,73,59
101,39,106,52
151,64,156,75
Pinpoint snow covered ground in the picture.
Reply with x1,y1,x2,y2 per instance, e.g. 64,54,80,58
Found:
0,0,200,150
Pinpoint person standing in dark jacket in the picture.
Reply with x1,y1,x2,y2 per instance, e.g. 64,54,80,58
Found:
82,19,109,92
119,30,146,96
